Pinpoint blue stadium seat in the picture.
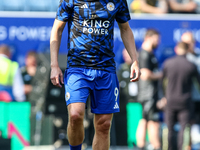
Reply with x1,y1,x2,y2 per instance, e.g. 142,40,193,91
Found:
50,0,60,12
2,0,26,11
27,0,51,11
0,4,3,11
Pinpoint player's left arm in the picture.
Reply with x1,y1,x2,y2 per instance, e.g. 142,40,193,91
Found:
118,22,141,82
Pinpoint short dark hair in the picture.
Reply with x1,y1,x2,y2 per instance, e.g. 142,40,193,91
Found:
0,44,10,56
145,29,160,38
176,41,189,51
26,51,37,58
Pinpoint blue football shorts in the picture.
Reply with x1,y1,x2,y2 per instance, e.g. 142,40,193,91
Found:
64,68,120,114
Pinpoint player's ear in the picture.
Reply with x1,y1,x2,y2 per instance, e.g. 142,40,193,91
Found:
174,46,178,55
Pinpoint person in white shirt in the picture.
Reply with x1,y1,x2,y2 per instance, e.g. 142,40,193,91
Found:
181,32,200,101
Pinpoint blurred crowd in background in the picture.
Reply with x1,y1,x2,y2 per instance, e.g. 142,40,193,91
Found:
128,0,200,14
117,30,200,150
1,0,200,150
0,0,200,14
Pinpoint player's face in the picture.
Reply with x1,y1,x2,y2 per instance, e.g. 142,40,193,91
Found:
181,33,195,53
151,34,160,49
26,56,37,67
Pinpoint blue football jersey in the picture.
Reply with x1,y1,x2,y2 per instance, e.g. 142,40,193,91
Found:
56,0,130,72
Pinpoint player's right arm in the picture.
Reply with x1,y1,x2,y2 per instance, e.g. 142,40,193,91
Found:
50,19,66,88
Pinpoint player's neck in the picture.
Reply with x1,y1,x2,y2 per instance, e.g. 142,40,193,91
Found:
142,42,153,52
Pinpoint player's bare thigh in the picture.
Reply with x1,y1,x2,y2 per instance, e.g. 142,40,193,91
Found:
94,114,113,129
67,102,86,120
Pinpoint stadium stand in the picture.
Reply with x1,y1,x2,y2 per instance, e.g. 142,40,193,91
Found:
27,0,59,12
0,0,59,12
2,0,26,11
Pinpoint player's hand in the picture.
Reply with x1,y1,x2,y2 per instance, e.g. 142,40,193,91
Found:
50,66,64,88
157,97,167,110
130,60,141,82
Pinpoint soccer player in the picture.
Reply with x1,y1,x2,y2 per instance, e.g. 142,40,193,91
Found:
50,0,140,150
21,51,38,99
136,29,162,150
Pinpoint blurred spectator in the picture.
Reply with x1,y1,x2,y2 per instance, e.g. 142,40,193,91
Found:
136,29,162,150
181,32,200,72
168,0,197,13
181,32,200,146
162,42,200,150
117,48,138,104
21,51,37,99
115,48,138,145
182,32,200,102
0,44,25,102
130,0,168,14
127,0,135,12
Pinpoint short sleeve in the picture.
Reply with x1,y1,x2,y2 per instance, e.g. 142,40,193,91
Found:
139,51,151,69
56,0,74,22
115,0,131,23
162,60,168,78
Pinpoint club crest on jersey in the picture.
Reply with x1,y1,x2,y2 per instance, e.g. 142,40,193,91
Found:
65,92,70,101
107,2,115,11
